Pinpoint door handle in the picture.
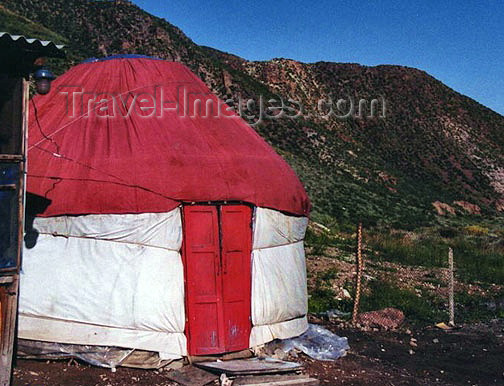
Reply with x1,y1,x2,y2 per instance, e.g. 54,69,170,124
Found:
0,184,16,190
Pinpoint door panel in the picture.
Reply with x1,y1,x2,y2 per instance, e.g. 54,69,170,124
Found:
220,205,252,352
193,303,220,350
183,206,223,354
183,204,252,355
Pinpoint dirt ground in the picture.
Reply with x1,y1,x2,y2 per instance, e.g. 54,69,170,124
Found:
12,319,504,386
301,320,504,385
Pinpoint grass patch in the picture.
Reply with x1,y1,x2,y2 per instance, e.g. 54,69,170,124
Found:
456,290,504,322
367,229,504,284
367,232,446,267
308,285,340,314
305,222,356,258
449,237,504,284
308,268,353,314
305,227,332,256
360,280,446,326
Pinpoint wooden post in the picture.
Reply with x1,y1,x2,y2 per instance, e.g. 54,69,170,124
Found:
352,222,363,325
448,247,455,326
0,276,19,386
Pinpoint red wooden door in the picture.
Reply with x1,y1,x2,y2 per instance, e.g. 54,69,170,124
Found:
183,204,252,355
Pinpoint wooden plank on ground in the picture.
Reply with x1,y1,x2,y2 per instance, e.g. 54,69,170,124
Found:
187,349,253,364
195,358,303,376
165,364,219,386
233,374,320,386
222,349,254,361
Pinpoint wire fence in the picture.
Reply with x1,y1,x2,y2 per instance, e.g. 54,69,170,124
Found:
306,222,504,328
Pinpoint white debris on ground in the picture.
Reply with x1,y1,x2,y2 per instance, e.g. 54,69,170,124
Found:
266,324,349,361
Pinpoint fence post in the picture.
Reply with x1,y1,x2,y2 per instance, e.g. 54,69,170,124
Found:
352,222,363,325
448,247,455,326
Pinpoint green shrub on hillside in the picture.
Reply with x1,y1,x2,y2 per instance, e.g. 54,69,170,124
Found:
305,227,332,256
464,225,489,236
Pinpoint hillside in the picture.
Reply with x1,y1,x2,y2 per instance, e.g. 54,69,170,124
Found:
1,0,503,228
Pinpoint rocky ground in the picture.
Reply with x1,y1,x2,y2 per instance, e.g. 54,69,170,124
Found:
12,319,504,386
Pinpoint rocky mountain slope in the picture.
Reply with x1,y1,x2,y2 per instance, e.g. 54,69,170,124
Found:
1,0,503,227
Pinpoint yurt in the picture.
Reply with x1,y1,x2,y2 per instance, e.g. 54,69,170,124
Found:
19,55,311,364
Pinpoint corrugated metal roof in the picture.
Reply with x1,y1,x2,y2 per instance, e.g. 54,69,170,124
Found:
0,32,65,57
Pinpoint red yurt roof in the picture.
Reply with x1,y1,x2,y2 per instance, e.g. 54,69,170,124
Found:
28,56,310,217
